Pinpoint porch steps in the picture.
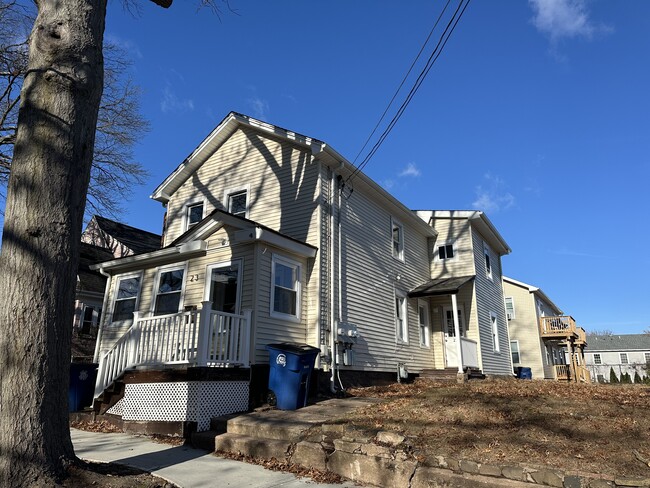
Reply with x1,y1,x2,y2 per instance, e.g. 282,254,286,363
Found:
215,433,292,459
189,413,240,451
92,375,127,415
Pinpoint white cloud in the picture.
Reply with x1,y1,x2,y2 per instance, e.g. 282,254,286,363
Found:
104,33,143,59
472,173,515,213
160,84,194,114
529,0,611,43
382,179,395,190
399,163,421,178
247,97,270,120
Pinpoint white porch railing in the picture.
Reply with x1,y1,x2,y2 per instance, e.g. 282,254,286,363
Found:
460,337,479,369
94,302,251,398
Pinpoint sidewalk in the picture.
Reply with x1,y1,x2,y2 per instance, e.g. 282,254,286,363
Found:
72,428,355,488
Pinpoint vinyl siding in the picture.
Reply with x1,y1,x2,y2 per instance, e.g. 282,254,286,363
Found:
503,280,548,379
429,218,475,279
334,186,435,373
471,228,512,375
163,127,320,249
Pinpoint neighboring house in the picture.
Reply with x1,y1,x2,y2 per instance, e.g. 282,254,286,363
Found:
82,215,162,258
503,276,589,382
413,211,513,377
585,334,650,383
72,218,162,360
90,112,514,434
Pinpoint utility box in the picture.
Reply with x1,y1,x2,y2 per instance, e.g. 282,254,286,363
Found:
266,343,320,410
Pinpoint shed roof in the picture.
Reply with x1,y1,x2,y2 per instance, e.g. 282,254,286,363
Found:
408,275,475,298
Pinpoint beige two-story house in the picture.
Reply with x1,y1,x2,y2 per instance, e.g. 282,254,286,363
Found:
90,112,514,433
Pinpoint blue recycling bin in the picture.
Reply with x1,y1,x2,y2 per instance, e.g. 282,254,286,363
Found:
266,343,320,410
516,367,532,380
69,362,98,412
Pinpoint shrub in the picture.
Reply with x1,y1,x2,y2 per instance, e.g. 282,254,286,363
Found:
610,367,619,383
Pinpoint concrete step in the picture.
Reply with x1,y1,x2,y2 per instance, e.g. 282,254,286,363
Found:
215,432,292,460
190,430,220,451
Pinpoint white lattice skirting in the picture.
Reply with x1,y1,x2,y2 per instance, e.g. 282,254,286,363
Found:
120,381,249,431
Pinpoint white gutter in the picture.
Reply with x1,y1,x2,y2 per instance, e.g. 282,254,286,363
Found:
330,167,338,393
92,267,113,363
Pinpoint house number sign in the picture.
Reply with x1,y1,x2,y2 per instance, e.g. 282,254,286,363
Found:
188,274,201,283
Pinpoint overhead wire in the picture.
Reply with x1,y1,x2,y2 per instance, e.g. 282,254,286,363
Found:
350,0,454,167
345,0,472,188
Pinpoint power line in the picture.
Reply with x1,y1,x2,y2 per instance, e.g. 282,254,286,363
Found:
351,0,453,167
346,0,472,188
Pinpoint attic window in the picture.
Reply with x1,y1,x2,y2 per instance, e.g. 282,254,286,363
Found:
228,190,248,218
186,202,204,230
438,244,454,260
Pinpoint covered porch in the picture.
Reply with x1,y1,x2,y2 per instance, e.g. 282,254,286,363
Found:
409,276,480,374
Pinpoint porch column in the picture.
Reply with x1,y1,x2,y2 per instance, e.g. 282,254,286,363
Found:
451,293,463,373
197,300,213,366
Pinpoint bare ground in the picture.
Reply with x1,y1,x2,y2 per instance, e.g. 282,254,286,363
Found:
347,378,650,478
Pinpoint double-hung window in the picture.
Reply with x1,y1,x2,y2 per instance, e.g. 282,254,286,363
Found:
185,202,204,231
510,340,520,364
645,352,650,364
505,297,515,320
391,218,404,261
224,185,250,218
593,353,602,365
112,273,142,322
620,353,629,365
483,242,493,281
418,300,430,347
395,290,408,343
271,255,301,320
490,311,500,353
153,266,186,315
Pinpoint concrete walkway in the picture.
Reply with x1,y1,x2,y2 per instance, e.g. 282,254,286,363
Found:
72,429,356,488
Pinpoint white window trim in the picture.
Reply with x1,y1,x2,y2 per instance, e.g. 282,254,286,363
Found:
183,200,206,232
483,242,493,281
505,296,515,320
435,241,457,262
395,289,409,344
490,311,500,353
150,262,189,316
270,254,301,323
593,353,602,365
510,340,520,365
620,352,628,365
391,217,404,262
109,271,143,325
203,260,243,314
417,299,430,348
223,184,251,218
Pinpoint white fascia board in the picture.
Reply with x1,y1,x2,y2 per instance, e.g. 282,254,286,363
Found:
468,212,511,255
234,227,317,258
90,241,207,275
312,145,437,238
503,276,563,314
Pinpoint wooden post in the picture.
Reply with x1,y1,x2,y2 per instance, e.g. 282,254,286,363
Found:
241,309,252,366
197,301,212,366
451,294,463,374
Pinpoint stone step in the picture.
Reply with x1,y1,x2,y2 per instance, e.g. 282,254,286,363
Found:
215,432,292,460
225,410,325,442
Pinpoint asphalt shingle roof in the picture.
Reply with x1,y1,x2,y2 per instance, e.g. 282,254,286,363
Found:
586,334,650,352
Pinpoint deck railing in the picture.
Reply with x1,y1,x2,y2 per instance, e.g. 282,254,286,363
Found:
460,337,479,369
539,316,577,338
575,327,587,345
554,364,571,381
94,302,251,398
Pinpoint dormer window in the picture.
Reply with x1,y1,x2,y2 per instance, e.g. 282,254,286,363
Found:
185,202,204,231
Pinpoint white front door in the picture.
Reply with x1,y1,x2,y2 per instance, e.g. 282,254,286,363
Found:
444,306,464,367
204,261,242,314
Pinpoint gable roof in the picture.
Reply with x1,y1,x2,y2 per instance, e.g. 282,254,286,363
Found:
415,210,511,255
503,276,563,315
586,334,650,352
77,243,114,294
90,216,161,255
91,209,318,275
151,111,436,239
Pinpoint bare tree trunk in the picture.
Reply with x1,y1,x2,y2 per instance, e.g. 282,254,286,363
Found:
0,1,106,485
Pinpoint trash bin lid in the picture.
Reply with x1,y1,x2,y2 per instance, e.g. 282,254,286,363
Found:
266,343,321,355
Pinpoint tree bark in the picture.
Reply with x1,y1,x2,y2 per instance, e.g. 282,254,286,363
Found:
0,0,107,485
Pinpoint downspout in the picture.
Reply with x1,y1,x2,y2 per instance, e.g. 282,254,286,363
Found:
92,267,113,363
330,168,338,393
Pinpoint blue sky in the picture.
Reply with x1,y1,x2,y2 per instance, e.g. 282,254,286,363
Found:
103,0,650,334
